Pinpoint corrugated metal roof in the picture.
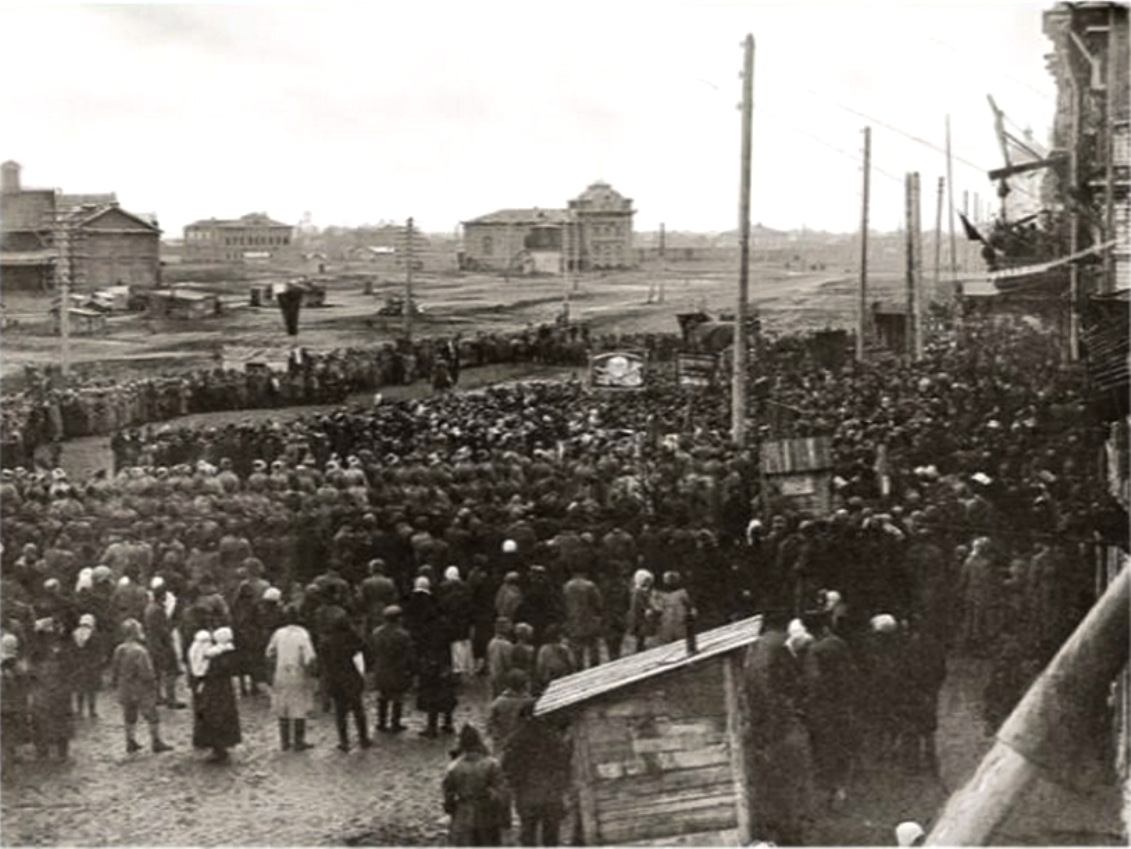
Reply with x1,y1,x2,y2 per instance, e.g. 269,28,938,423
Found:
535,615,762,717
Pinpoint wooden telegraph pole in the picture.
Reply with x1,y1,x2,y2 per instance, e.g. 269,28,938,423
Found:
403,216,414,341
904,173,915,359
911,172,923,359
57,218,72,377
946,115,958,290
732,33,754,446
856,126,871,362
933,176,944,302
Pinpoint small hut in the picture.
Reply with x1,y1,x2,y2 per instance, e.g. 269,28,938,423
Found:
535,615,762,846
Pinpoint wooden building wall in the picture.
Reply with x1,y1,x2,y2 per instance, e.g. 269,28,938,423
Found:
571,657,749,845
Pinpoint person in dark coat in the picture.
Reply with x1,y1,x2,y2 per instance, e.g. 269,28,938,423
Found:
743,610,813,846
802,612,857,810
533,624,574,696
70,613,103,718
230,581,264,697
191,626,242,763
370,604,415,734
321,615,372,752
443,724,506,847
27,618,75,760
144,583,186,709
500,705,573,847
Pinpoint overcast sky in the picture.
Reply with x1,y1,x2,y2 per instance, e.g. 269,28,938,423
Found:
0,2,1057,237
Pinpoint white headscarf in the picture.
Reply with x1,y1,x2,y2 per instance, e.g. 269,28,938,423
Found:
188,630,213,678
75,567,93,595
633,569,654,590
444,565,461,583
205,627,235,660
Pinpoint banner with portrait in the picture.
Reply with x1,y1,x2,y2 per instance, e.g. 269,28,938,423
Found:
589,351,647,390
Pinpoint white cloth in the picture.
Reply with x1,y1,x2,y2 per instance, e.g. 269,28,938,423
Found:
265,624,317,719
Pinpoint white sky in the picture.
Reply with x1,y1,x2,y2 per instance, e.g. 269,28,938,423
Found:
0,2,1057,236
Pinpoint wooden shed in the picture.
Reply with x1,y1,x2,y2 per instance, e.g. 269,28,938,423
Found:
761,436,834,516
535,615,762,846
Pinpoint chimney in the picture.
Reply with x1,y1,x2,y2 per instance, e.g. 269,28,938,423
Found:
1,160,21,194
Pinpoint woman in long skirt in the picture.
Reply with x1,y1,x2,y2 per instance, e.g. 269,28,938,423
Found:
191,627,242,763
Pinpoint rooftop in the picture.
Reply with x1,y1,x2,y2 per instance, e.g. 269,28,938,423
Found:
462,208,573,226
535,614,762,717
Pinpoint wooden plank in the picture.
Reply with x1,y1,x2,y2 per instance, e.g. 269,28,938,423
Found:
620,827,738,847
594,764,733,799
592,743,731,779
724,654,753,844
599,803,737,844
596,783,735,816
572,714,601,844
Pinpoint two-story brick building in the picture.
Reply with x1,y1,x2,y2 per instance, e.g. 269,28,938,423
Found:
0,160,161,293
182,213,294,263
461,181,635,274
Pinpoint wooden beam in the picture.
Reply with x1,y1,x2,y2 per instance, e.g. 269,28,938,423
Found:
988,154,1068,181
572,711,601,844
724,654,753,845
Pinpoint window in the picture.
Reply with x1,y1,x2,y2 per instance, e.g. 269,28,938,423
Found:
483,235,494,256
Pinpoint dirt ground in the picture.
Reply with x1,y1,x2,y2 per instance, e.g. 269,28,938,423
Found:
2,654,1119,847
0,262,901,383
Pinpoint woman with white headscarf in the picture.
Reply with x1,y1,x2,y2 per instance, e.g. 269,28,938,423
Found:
627,569,656,652
191,627,242,763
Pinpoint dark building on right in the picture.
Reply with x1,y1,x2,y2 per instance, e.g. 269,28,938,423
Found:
1042,1,1129,296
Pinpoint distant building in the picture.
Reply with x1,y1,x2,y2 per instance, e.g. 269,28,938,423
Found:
0,160,161,293
182,213,294,263
461,181,635,274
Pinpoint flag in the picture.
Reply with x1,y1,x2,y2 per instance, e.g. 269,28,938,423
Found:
277,286,303,336
958,211,986,244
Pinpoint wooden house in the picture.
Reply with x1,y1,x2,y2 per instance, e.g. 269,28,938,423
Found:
535,615,762,846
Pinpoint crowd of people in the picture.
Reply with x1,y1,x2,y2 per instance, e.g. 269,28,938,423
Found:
1,320,691,473
0,315,1123,844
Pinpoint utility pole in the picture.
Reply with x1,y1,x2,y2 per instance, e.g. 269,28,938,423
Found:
403,216,414,341
732,33,755,447
945,115,958,291
933,176,945,303
53,208,77,377
905,172,919,360
857,126,871,362
912,172,923,359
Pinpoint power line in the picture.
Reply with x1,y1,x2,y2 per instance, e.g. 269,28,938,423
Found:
758,109,903,184
798,86,1045,203
922,33,1056,102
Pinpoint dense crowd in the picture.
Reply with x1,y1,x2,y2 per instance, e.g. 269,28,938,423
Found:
1,316,1124,844
0,321,690,472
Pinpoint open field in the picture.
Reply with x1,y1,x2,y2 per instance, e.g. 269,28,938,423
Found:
0,261,909,384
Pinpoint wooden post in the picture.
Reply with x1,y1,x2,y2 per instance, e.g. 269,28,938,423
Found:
857,126,871,362
912,172,923,359
724,655,753,845
904,173,916,359
933,175,944,304
927,565,1130,845
946,115,958,291
732,33,754,447
1102,4,1116,293
403,216,414,341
